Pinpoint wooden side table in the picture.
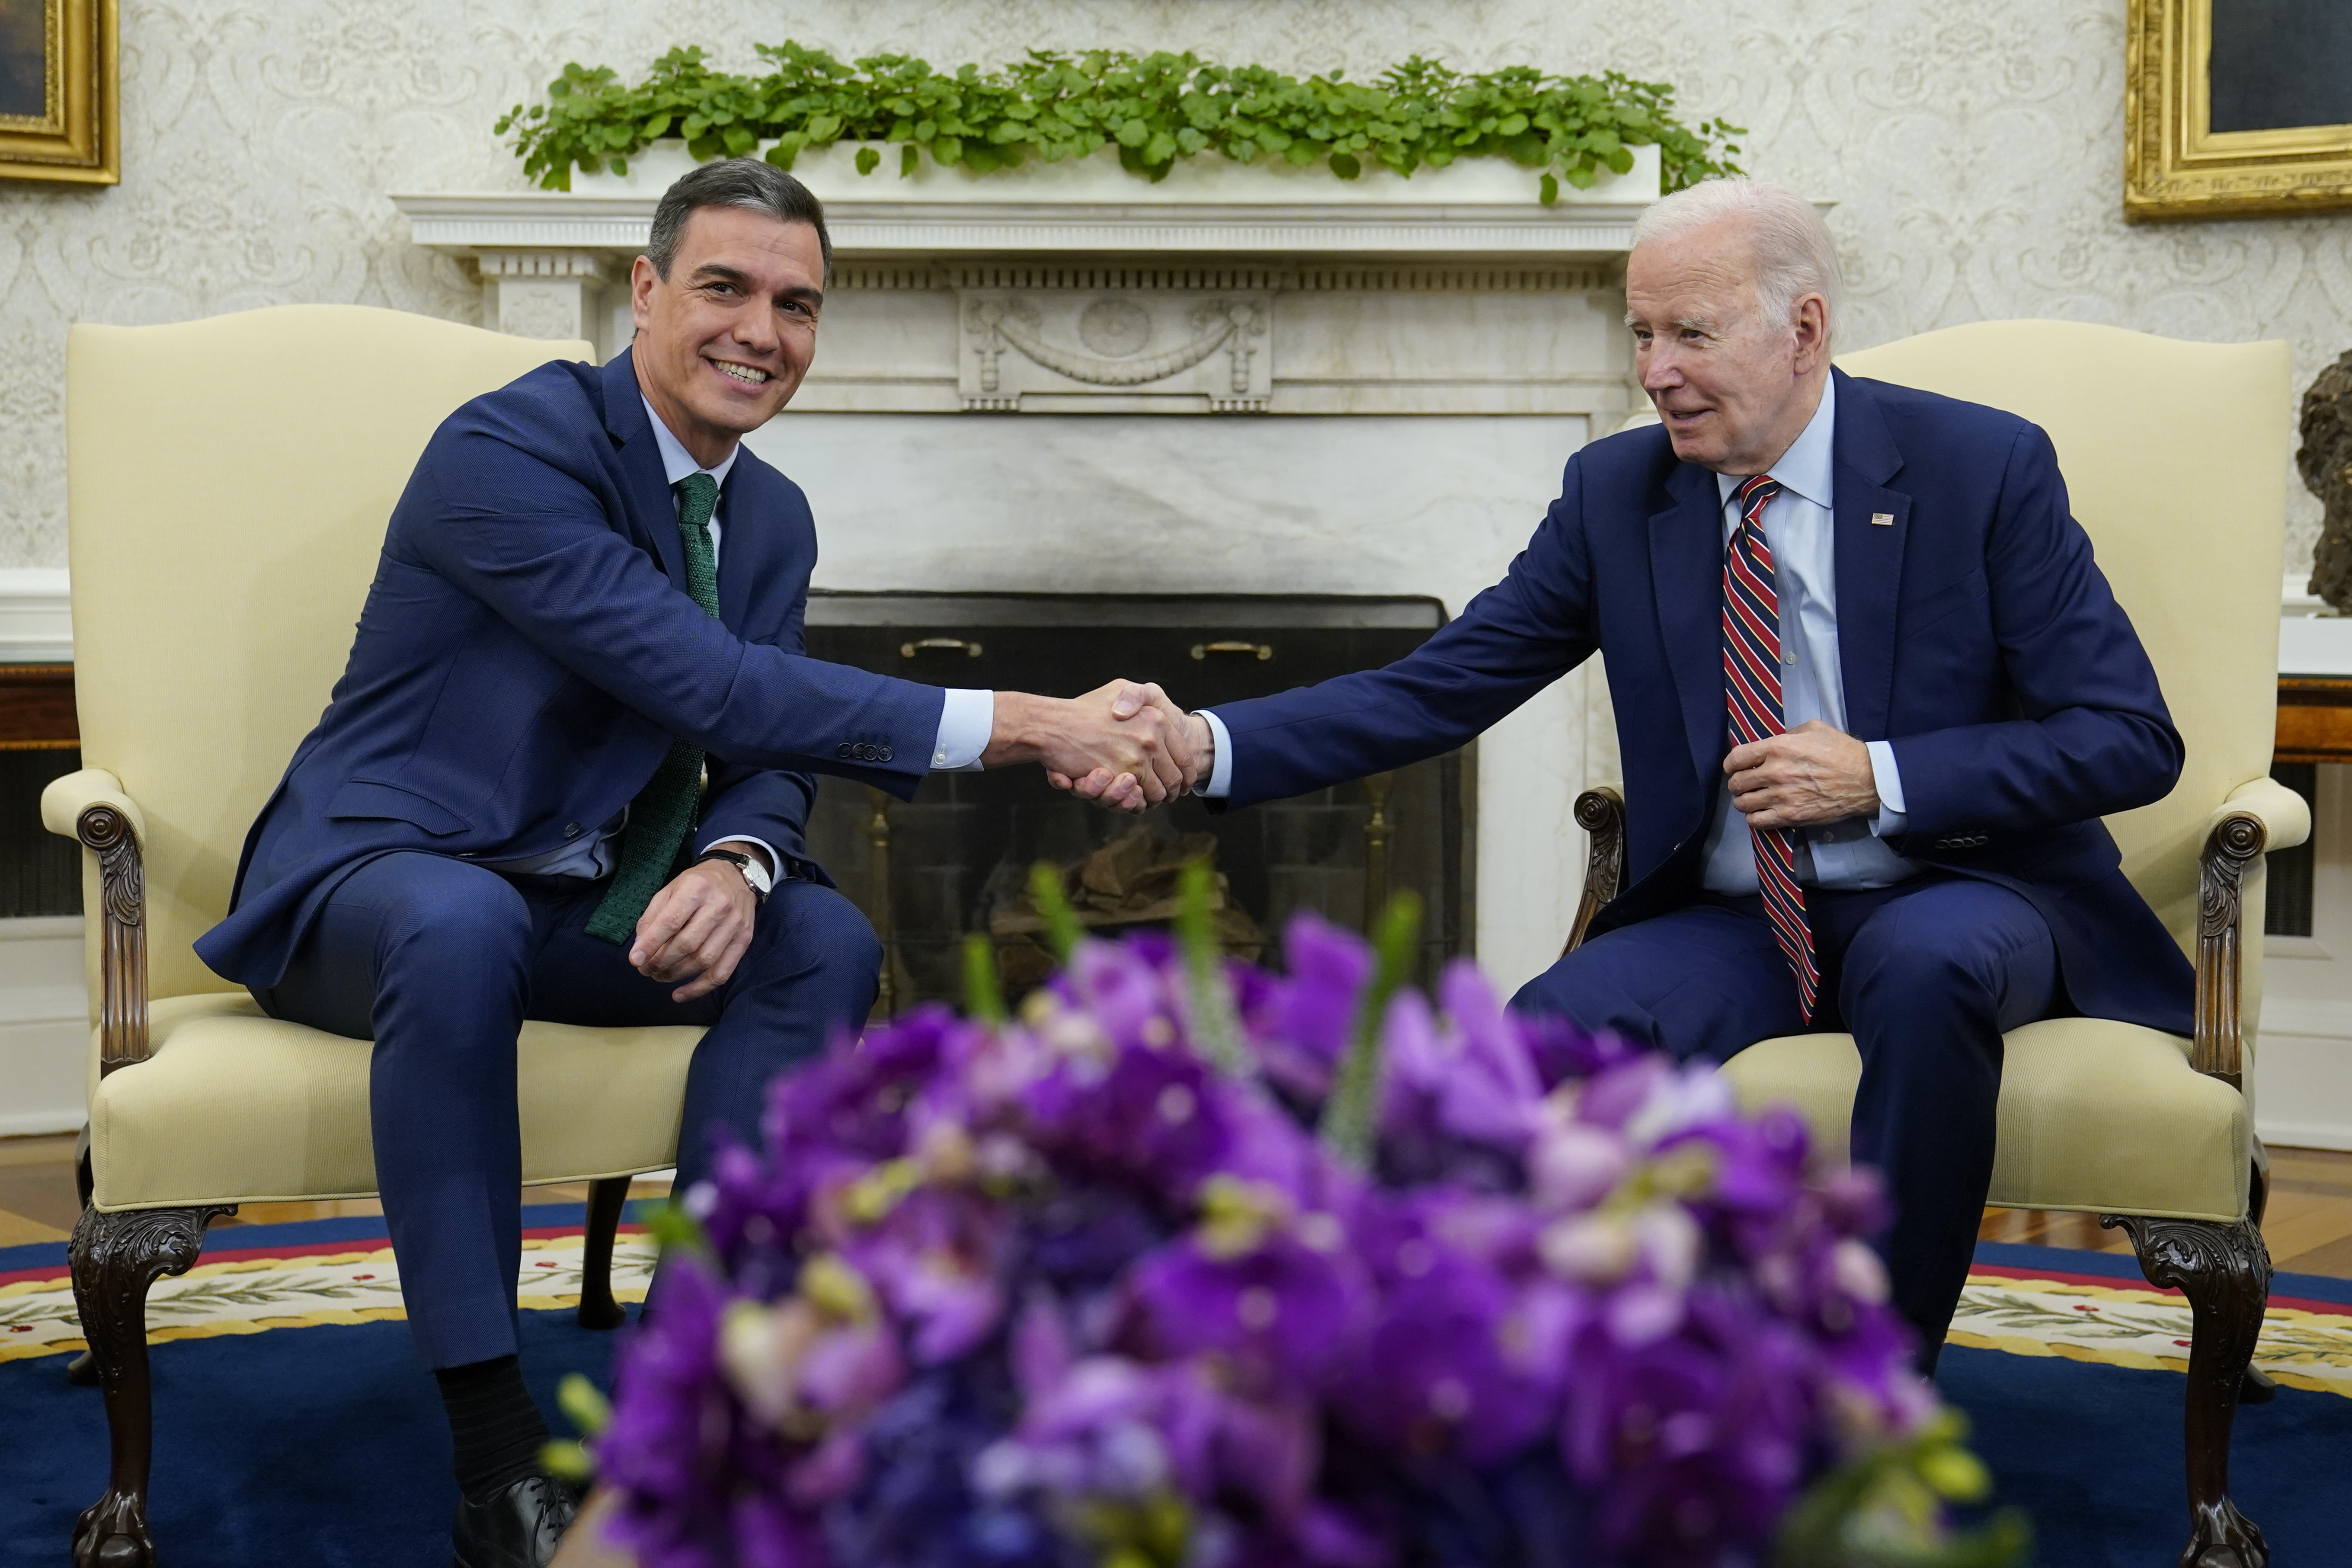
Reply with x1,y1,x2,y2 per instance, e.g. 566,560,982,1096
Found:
2276,675,2352,765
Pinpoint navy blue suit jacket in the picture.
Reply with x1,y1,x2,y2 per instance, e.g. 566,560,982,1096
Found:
1213,368,2196,1035
198,349,945,990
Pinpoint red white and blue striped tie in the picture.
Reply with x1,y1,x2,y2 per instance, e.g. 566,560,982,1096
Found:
1724,474,1821,1023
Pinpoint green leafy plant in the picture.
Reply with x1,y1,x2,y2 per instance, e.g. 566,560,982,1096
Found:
498,43,1744,202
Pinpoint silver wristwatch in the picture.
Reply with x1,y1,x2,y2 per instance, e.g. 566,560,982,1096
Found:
695,847,773,904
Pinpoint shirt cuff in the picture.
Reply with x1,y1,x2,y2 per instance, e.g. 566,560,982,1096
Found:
702,835,780,878
931,688,994,771
1201,710,1235,799
1866,740,1908,838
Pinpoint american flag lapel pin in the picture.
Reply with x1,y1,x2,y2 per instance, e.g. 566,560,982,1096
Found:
1870,511,1894,527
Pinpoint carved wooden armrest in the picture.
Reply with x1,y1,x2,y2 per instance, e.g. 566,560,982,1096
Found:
2191,776,2308,1091
39,768,149,1077
1563,787,1626,956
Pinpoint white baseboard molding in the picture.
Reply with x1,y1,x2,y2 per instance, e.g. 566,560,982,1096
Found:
0,914,85,1136
2258,1120,2352,1154
2261,997,2352,1039
0,1015,86,1136
0,1107,81,1137
2256,1019,2352,1150
0,568,70,663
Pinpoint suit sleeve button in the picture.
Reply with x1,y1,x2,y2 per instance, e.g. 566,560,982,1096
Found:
562,822,582,838
875,746,893,763
836,743,854,760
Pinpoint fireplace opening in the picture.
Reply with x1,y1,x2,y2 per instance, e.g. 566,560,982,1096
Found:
798,592,1473,1013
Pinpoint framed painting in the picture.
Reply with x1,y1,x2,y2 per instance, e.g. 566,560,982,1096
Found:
2127,0,2352,219
0,0,114,185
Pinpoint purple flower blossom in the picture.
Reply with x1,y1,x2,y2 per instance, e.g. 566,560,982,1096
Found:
590,916,1978,1568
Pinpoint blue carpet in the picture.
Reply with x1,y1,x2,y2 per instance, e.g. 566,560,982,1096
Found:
1937,1347,2351,1564
1,1311,616,1568
4,1221,2349,1565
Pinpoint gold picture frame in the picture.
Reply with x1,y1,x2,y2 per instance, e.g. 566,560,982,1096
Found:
0,0,115,186
2126,0,2352,220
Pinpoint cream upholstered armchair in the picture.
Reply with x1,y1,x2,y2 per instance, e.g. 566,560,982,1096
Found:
1567,321,2304,1568
49,305,705,1567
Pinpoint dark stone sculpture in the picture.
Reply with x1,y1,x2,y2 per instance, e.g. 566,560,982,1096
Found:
2297,347,2352,611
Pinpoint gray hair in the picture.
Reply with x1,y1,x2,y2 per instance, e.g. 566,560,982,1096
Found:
1630,178,1841,342
646,157,832,282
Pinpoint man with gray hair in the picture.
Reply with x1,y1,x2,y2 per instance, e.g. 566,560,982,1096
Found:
201,157,1194,1565
1131,176,2192,1377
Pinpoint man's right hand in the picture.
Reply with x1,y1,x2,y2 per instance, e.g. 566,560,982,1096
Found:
984,680,1199,813
1051,689,1212,810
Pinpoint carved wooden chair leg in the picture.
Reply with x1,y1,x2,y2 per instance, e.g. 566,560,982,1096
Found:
2104,1214,2271,1568
2239,1146,2278,1405
66,1136,98,1388
577,1176,632,1330
68,1203,233,1568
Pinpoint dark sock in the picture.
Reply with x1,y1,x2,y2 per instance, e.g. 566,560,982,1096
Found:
435,1354,550,1502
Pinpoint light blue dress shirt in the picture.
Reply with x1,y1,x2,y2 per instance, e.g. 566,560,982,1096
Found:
1699,378,1916,893
485,400,992,880
1202,379,1916,899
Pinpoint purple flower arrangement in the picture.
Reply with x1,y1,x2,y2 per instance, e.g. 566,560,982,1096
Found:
569,877,2022,1568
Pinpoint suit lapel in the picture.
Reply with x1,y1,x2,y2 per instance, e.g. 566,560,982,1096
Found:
600,349,687,587
1650,461,1731,790
1827,369,1911,743
716,467,759,631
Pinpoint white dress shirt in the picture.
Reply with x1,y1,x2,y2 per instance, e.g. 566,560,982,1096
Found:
1699,377,1916,893
1200,379,1917,898
485,399,991,880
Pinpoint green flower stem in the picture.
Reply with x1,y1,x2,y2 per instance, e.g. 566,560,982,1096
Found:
1028,860,1085,964
1175,859,1252,1079
1318,891,1423,1171
499,44,1742,198
964,931,1008,1026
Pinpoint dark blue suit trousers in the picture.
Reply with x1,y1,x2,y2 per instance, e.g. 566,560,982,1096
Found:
256,852,880,1369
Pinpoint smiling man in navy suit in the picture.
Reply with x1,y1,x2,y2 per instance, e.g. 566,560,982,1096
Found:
1128,178,2192,1381
197,159,1192,1565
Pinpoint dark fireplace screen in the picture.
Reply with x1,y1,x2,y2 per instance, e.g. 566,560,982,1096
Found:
799,593,1473,1014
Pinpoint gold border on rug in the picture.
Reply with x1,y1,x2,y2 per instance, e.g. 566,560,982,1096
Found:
0,0,116,186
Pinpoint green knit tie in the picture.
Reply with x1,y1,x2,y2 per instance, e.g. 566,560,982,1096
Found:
586,472,722,944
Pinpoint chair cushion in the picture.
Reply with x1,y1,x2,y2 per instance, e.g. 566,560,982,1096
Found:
90,994,701,1210
1716,1017,2249,1222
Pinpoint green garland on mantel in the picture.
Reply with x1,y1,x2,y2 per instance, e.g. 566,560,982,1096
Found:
498,43,1744,202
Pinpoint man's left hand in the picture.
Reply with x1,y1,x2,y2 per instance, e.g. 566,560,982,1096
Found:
1726,719,1878,830
630,856,757,1002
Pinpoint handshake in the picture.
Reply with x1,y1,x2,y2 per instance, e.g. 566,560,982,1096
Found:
982,680,1208,814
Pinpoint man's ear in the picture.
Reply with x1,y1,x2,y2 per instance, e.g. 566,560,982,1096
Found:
630,254,659,335
1790,294,1830,375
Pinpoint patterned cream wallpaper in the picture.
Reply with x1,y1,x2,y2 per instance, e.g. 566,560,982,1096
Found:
0,0,2343,570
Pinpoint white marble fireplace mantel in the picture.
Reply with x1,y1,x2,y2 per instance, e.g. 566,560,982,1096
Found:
390,140,1661,415
393,147,1660,991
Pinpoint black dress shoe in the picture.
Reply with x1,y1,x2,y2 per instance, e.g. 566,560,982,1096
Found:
453,1473,579,1568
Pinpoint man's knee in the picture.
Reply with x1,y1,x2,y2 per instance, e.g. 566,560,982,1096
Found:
376,863,531,960
1512,946,1615,1024
1510,940,1674,1056
742,882,883,991
1840,886,2051,1026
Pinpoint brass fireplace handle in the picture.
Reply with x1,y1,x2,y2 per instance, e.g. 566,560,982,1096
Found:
1191,641,1273,661
900,637,984,659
